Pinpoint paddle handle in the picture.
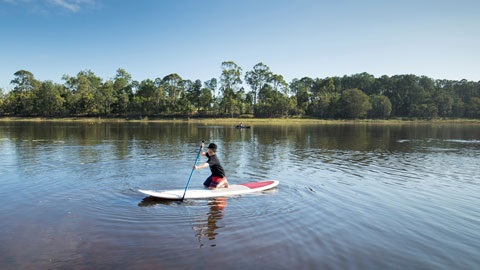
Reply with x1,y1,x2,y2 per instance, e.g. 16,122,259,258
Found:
181,140,204,200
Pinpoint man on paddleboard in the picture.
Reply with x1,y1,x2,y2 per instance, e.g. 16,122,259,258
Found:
194,142,229,189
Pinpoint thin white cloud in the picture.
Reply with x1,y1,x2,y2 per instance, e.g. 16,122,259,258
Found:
2,0,35,4
48,0,96,12
2,0,98,13
49,0,79,12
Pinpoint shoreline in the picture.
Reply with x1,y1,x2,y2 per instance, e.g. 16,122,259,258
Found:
1,116,479,125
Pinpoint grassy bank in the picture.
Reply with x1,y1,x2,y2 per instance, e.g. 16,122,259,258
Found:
1,116,480,125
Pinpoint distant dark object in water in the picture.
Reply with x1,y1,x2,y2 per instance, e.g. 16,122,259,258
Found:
235,125,251,129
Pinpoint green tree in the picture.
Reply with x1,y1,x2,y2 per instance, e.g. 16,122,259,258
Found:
410,103,439,118
432,89,454,117
308,77,340,118
369,94,392,119
219,61,243,116
63,70,102,115
383,75,411,116
340,88,371,119
198,87,213,115
135,79,157,115
4,62,480,119
342,72,376,95
112,68,133,115
186,79,202,113
162,73,184,114
245,62,272,105
308,92,339,118
128,80,141,115
152,78,167,115
34,81,65,116
465,97,480,118
451,98,465,117
270,74,289,95
256,84,290,117
130,95,145,117
98,80,117,115
455,80,479,104
204,78,217,98
177,88,193,115
9,70,39,115
235,87,249,115
290,77,313,115
373,75,393,96
256,84,274,117
11,70,38,93
0,88,5,115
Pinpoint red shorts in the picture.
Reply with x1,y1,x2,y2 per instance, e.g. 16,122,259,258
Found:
210,176,226,188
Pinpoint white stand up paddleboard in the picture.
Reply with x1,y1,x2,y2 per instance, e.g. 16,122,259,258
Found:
139,180,279,200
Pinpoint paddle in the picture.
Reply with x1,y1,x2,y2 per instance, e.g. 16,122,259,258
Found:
181,140,204,201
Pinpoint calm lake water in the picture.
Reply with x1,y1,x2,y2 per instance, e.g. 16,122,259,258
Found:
0,121,479,269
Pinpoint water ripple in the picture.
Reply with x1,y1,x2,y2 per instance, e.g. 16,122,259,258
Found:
2,122,480,269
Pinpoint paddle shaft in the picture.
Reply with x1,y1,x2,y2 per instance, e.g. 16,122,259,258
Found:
181,141,204,200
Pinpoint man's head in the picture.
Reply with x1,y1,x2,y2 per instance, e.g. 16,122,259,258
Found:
207,143,217,153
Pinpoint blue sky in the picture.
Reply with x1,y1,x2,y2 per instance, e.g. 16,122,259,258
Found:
1,0,479,91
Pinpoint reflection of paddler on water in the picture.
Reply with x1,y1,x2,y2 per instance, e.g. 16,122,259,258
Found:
137,195,227,247
193,197,227,247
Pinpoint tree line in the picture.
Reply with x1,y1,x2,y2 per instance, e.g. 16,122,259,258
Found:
0,61,479,119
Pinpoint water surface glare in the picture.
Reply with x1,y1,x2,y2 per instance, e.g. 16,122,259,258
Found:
0,122,479,269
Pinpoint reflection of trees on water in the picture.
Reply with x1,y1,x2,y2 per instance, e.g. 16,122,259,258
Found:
227,123,480,176
193,197,227,248
4,122,480,178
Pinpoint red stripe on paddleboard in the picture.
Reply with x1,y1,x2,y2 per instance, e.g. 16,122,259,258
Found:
240,181,275,189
